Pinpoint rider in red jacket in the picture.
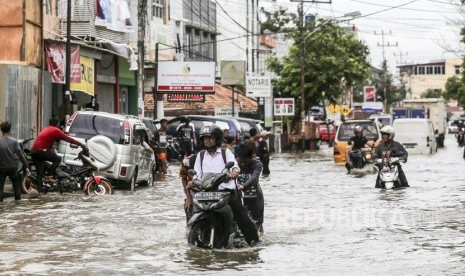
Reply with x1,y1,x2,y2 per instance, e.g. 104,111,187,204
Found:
31,117,86,193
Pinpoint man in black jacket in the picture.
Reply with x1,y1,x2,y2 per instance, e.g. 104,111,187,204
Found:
373,125,409,188
236,143,265,233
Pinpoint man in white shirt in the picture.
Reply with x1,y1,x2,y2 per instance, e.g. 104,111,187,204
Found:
189,124,259,246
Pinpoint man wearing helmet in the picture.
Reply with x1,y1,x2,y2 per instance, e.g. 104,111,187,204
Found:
373,125,409,188
188,124,260,246
345,125,371,172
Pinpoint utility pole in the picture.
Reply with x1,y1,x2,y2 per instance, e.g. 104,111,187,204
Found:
137,0,147,118
293,0,332,152
375,30,397,113
64,0,72,120
394,51,408,65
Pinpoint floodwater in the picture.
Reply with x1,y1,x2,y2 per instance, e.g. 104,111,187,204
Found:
1,135,465,275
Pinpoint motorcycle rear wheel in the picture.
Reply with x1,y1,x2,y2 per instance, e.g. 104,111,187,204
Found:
85,180,113,196
188,219,224,249
22,173,38,194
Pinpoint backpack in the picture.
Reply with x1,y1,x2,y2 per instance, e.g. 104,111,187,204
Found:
199,148,227,171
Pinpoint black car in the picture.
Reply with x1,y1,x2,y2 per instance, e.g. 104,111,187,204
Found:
167,115,243,151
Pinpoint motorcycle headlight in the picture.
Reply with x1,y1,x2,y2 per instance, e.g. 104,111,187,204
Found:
365,154,371,160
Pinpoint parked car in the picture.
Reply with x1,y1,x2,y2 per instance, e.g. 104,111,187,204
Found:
141,117,159,140
448,120,459,134
228,117,263,138
313,120,335,143
166,115,243,151
333,119,381,164
57,110,155,191
393,118,437,155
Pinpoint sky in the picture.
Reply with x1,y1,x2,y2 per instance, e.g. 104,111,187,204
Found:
260,0,465,77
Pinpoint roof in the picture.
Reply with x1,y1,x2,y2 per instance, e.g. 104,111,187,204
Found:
144,83,258,112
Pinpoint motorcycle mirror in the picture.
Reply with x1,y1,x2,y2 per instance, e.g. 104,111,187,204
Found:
187,169,197,176
225,161,235,169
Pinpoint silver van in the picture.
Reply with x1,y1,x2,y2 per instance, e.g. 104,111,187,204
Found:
57,110,155,191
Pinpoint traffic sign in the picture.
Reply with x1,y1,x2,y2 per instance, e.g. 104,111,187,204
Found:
328,104,340,114
341,105,351,116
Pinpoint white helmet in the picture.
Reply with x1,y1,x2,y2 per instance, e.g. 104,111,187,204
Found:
380,125,395,139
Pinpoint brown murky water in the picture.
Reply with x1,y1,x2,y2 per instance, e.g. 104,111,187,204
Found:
1,135,464,275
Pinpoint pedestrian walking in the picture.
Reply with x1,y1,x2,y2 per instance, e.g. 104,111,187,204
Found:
0,121,30,202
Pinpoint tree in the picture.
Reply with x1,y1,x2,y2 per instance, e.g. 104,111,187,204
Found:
262,8,371,118
444,76,465,107
421,89,442,99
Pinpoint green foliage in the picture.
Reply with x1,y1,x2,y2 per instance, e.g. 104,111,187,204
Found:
444,76,465,107
263,8,371,116
421,89,442,99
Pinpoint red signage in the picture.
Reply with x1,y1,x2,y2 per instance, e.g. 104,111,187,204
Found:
167,93,206,103
364,86,376,102
44,42,81,84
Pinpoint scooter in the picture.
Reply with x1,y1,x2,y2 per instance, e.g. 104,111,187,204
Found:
186,161,244,249
374,157,405,189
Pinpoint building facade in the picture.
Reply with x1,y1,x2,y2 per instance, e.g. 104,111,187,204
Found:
398,58,462,99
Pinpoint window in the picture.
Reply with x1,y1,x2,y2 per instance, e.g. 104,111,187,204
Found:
419,66,425,75
68,114,124,144
152,0,164,19
426,66,433,75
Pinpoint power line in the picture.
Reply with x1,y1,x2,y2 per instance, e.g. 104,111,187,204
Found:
348,0,461,14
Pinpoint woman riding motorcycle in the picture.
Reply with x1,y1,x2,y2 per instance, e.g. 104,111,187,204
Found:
345,125,371,172
372,125,409,188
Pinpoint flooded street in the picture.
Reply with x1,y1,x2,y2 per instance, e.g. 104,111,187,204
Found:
1,135,465,275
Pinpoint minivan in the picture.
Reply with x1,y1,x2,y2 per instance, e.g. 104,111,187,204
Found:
392,118,437,155
228,117,263,138
333,119,381,164
57,110,155,191
167,115,243,151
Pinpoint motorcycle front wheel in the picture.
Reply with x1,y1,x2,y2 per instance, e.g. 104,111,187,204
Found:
85,180,113,196
188,219,224,249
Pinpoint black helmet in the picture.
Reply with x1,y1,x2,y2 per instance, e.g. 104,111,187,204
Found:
200,124,223,148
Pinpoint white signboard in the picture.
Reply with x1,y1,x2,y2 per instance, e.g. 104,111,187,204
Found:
157,62,215,92
214,107,238,117
246,76,271,98
274,98,295,116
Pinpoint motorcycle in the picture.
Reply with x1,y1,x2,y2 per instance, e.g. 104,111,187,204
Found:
166,135,182,162
22,148,113,196
186,161,243,249
374,156,405,189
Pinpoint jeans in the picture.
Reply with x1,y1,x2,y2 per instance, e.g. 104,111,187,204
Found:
31,150,61,193
0,168,22,201
243,188,264,226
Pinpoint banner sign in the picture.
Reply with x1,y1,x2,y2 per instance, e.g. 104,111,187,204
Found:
95,0,134,33
364,86,376,102
246,76,271,98
214,107,238,117
167,93,206,102
44,42,81,84
274,98,295,116
157,62,216,92
220,61,246,86
70,56,94,96
362,102,383,114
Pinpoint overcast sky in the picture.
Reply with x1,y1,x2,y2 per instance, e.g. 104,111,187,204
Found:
260,0,464,76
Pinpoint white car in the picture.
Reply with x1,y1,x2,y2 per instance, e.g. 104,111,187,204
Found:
448,120,459,134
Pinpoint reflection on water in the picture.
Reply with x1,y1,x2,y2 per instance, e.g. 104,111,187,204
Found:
1,136,465,274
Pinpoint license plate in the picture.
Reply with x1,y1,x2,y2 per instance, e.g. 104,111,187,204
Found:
195,192,225,201
403,143,416,149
